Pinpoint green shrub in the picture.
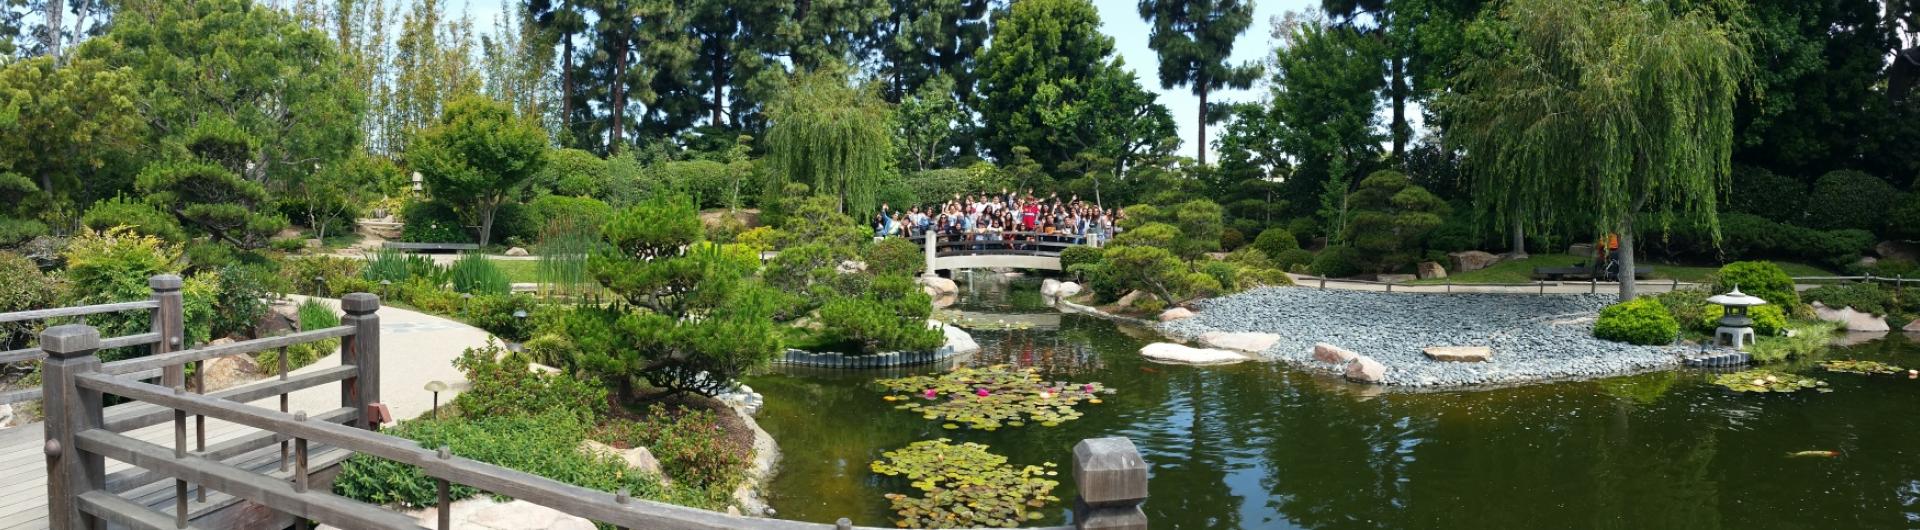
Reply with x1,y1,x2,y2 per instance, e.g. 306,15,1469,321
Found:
1806,170,1899,232
1308,245,1364,278
1653,288,1710,334
1058,245,1105,275
593,404,748,488
1285,217,1319,241
1749,322,1837,363
397,277,462,314
0,252,57,350
452,342,609,421
257,299,340,375
332,411,714,510
210,264,278,339
1699,303,1788,336
1802,282,1894,315
1726,165,1806,223
1593,297,1678,345
461,294,539,342
0,217,47,247
1251,228,1299,259
1220,228,1245,251
865,237,923,277
526,195,613,237
280,256,364,296
1275,248,1315,273
1130,295,1166,314
817,275,944,354
399,200,469,243
64,227,182,361
654,160,732,209
82,197,187,243
1199,261,1240,292
1889,193,1920,241
448,254,510,296
1717,213,1872,269
1711,261,1800,310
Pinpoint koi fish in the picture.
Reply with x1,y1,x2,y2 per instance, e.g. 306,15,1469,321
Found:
1786,450,1839,458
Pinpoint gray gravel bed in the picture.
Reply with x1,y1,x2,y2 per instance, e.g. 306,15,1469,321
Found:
1157,287,1684,386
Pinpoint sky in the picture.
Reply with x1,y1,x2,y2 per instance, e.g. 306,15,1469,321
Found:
451,0,1319,163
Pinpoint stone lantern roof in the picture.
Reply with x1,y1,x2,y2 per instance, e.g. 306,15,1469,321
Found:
1706,287,1767,307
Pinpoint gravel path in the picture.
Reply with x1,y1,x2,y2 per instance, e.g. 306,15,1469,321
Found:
1157,287,1685,387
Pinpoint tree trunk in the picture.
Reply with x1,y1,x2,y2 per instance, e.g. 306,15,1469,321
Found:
478,201,497,247
1510,218,1527,258
560,33,574,134
1390,54,1407,164
47,0,63,62
711,48,727,127
1196,86,1209,164
609,42,627,153
1617,219,1637,301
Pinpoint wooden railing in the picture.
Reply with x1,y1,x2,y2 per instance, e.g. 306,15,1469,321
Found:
41,293,1151,530
2,275,185,406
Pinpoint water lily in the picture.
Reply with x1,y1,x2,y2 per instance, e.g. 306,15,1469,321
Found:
923,388,938,400
1082,383,1095,393
976,388,990,397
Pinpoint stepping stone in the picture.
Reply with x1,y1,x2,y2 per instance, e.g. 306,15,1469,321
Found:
1197,331,1280,353
1140,343,1251,365
1423,346,1492,362
1313,343,1359,365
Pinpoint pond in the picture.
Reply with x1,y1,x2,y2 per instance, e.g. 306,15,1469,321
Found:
747,279,1920,529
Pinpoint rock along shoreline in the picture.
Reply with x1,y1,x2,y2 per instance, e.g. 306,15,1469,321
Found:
1151,287,1686,388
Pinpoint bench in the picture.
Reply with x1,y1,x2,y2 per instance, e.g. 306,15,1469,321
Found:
382,241,479,253
1533,264,1656,281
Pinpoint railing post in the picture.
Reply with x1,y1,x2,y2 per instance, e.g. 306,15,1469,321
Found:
150,274,185,389
1072,437,1148,530
923,233,938,277
41,324,107,530
340,293,382,430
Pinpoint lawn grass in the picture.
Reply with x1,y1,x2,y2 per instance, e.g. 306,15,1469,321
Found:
490,258,542,284
1409,254,1835,285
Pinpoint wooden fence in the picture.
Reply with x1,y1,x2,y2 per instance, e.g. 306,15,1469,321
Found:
37,292,1150,530
1,275,185,407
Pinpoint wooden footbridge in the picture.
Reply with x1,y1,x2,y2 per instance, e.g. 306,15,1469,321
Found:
911,232,1101,274
1,276,1150,530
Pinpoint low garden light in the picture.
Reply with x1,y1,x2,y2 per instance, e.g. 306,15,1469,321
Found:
1706,287,1767,350
507,309,529,353
424,380,448,419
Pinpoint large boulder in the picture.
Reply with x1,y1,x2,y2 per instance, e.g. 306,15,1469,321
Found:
0,404,14,428
1875,240,1919,262
1055,282,1083,299
1448,251,1502,273
1197,332,1281,354
1812,302,1890,332
917,276,958,297
1416,262,1447,280
581,440,665,480
1312,343,1359,365
1114,290,1147,308
1157,307,1195,322
201,353,260,392
1040,279,1062,298
505,247,529,257
935,320,981,356
1423,346,1493,363
1907,319,1920,333
1140,343,1251,365
1343,355,1386,383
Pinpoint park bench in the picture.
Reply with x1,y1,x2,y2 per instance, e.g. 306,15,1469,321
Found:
381,241,479,254
1532,264,1655,281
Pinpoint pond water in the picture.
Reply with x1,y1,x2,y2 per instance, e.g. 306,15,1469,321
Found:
748,279,1920,529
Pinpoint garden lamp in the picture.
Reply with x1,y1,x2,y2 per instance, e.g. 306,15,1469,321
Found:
424,380,448,419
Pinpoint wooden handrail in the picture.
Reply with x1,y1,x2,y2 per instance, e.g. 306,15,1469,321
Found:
99,326,354,376
0,300,159,324
0,331,163,364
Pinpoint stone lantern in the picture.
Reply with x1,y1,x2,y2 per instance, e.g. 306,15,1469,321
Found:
1706,287,1767,350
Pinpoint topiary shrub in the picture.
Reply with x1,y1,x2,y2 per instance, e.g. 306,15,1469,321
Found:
1251,228,1299,259
1802,282,1893,315
83,196,188,243
1308,245,1364,278
1805,170,1899,232
1275,248,1315,273
399,200,469,243
1220,228,1245,251
1593,297,1678,345
1058,245,1105,275
865,237,924,277
0,217,47,248
1726,165,1807,223
1198,261,1239,293
1711,261,1800,310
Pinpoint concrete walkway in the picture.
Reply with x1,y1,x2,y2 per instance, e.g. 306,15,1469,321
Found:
0,296,492,530
1288,274,1706,295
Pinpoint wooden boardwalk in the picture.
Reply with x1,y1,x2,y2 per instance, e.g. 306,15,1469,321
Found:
0,297,487,530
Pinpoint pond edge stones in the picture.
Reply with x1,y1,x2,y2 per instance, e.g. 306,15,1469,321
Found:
1423,346,1493,363
1140,342,1252,365
1315,343,1386,383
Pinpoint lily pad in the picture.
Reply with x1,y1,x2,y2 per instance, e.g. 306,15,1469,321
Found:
1820,359,1904,375
875,365,1112,430
1711,369,1831,393
869,439,1061,528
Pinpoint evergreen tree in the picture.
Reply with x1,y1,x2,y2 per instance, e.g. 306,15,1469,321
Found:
1137,0,1262,163
976,0,1116,171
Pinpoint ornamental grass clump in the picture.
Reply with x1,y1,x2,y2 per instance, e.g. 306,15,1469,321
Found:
869,439,1061,528
1593,297,1678,346
1711,369,1830,393
875,365,1111,430
449,253,510,296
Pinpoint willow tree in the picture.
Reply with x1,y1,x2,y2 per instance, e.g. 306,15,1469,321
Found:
1441,0,1749,300
764,70,895,215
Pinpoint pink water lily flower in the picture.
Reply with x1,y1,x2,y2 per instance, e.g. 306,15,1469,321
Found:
975,388,990,397
1082,384,1095,393
923,388,938,399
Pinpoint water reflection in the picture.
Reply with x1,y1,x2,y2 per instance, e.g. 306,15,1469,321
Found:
751,309,1920,529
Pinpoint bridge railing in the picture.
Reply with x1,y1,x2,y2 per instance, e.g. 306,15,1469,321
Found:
41,295,1151,530
2,275,185,406
909,232,1102,275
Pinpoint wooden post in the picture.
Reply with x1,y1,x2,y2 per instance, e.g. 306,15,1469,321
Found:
1072,437,1148,530
150,275,185,390
41,324,107,530
339,293,381,430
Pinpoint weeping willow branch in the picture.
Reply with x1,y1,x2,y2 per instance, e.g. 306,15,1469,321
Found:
765,69,896,215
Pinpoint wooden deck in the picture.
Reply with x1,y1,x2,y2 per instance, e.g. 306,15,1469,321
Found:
0,353,362,530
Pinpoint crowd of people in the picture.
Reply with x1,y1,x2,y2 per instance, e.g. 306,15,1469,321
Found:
871,190,1121,248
